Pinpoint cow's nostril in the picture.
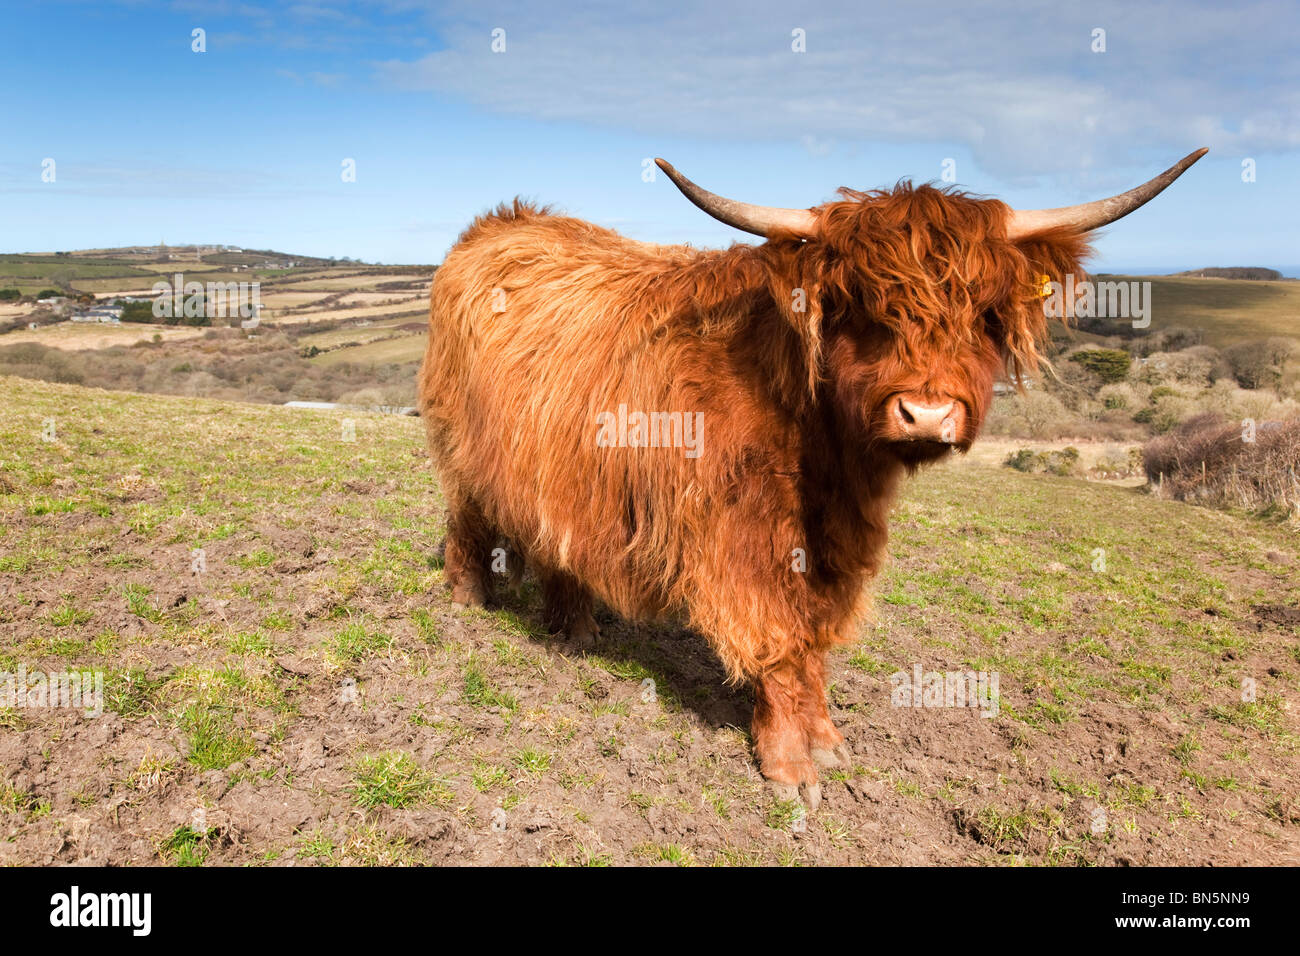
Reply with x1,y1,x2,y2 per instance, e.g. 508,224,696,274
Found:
895,396,959,440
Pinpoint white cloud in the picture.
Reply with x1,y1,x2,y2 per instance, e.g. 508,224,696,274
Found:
370,0,1299,182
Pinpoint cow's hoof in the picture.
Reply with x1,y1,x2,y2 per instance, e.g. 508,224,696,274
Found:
770,782,800,804
811,743,851,770
769,779,822,812
565,616,600,649
801,780,822,811
450,583,487,608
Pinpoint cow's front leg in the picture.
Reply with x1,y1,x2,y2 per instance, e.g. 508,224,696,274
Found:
797,651,851,771
444,496,495,608
752,659,822,810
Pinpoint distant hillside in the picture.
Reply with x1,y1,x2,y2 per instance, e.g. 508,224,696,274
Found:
1175,267,1286,281
0,246,395,297
16,244,358,266
1073,275,1300,347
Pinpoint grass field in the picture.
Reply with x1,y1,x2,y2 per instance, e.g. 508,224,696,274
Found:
0,376,1295,865
0,323,208,350
310,332,427,366
287,302,425,326
268,274,428,291
297,316,427,351
1099,275,1300,346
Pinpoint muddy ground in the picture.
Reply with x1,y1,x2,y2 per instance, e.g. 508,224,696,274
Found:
1,378,1297,865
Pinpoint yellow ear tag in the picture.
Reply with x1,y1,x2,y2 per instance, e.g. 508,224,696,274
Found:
1037,274,1052,298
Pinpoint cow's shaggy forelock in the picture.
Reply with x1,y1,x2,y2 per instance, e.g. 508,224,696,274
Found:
762,182,1093,396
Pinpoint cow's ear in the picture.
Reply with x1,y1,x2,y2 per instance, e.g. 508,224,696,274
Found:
762,243,826,398
1012,227,1093,300
990,227,1094,382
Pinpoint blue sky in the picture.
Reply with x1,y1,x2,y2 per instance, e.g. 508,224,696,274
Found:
1,0,1296,271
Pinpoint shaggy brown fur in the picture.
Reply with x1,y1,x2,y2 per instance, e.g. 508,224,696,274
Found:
418,183,1091,804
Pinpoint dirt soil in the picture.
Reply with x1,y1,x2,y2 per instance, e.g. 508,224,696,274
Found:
0,378,1297,865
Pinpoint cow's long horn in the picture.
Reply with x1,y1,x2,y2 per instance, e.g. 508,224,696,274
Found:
1006,148,1208,239
655,158,818,238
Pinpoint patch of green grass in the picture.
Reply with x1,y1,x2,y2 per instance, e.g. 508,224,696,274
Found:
701,785,730,819
765,797,805,830
962,804,1070,856
471,760,511,793
103,668,166,718
160,824,214,866
0,785,42,818
1172,733,1202,765
234,547,274,569
493,637,531,669
633,842,696,866
350,750,450,809
587,654,653,683
335,824,425,866
297,830,338,864
90,630,118,655
546,845,613,867
164,664,289,769
463,659,517,711
122,583,161,623
412,608,441,645
511,747,553,776
328,622,392,664
261,610,293,631
1209,696,1289,737
848,648,893,677
175,703,257,770
227,630,272,656
49,602,92,627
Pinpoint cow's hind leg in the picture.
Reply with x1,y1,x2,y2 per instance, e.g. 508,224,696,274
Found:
443,497,495,608
537,566,599,648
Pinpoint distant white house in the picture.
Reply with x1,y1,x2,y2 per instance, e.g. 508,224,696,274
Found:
993,376,1035,396
72,304,123,324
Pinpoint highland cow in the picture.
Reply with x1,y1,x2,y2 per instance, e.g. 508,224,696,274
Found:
418,149,1206,807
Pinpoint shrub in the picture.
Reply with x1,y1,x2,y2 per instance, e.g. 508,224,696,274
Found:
1005,449,1039,472
1134,327,1204,355
1225,339,1294,390
1003,446,1081,477
1089,448,1144,480
1069,348,1132,384
0,289,21,301
1143,413,1300,518
120,301,157,323
1048,446,1081,475
0,343,85,384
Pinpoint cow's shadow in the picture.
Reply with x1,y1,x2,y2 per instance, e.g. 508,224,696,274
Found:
486,575,754,735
